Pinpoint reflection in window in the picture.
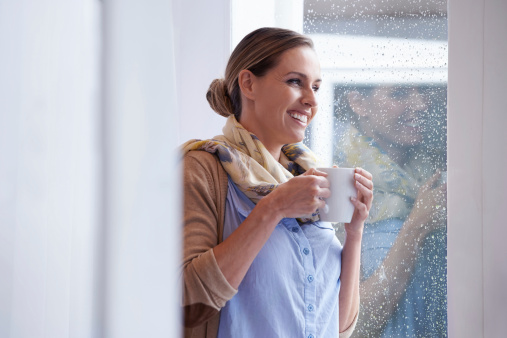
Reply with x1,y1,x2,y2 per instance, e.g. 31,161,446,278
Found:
304,1,448,337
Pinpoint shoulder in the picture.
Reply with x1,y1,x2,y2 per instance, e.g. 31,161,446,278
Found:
185,149,221,166
184,150,228,199
184,151,226,181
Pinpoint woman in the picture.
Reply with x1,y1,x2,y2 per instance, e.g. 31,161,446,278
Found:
181,28,373,338
335,85,447,337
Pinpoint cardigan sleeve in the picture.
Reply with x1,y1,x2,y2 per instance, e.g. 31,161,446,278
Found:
181,152,237,328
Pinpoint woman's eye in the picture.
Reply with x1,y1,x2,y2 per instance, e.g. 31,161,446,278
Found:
287,78,302,86
312,86,320,93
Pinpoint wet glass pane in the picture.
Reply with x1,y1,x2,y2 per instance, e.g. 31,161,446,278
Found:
304,1,448,337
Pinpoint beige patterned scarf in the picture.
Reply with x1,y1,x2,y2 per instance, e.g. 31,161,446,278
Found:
337,126,419,223
182,115,321,222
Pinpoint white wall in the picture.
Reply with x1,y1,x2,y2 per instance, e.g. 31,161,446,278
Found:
482,1,507,336
0,1,100,337
231,0,304,47
102,0,181,337
448,0,507,336
0,1,181,337
173,0,232,144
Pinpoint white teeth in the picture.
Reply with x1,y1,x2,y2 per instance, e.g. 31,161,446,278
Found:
289,112,308,124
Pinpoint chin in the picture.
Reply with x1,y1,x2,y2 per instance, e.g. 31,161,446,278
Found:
287,134,305,145
394,132,424,146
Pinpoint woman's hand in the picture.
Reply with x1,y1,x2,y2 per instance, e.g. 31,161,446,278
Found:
407,170,447,238
345,167,374,237
264,168,331,220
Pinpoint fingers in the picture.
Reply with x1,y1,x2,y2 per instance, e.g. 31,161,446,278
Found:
304,167,329,178
424,170,443,188
355,167,372,180
350,195,369,217
305,190,328,216
290,174,331,203
307,168,327,177
306,176,331,211
354,169,373,208
273,177,330,218
355,180,373,208
317,197,327,211
354,172,373,190
305,172,331,189
318,187,331,199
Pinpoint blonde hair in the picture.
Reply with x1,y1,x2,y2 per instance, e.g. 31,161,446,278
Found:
206,27,314,118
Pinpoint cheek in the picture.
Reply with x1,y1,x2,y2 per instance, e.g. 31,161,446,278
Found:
374,102,406,121
310,107,318,118
269,89,291,107
390,102,408,115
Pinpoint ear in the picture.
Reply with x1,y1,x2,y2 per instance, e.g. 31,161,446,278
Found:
238,69,256,100
347,91,369,117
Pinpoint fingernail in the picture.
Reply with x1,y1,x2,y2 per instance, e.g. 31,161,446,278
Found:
350,196,357,202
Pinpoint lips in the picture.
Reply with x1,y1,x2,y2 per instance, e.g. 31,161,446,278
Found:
401,116,422,128
404,121,421,128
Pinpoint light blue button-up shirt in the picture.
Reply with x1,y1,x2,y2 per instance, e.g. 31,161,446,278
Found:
218,177,343,338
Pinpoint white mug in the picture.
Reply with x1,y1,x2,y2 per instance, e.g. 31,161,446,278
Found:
317,167,357,223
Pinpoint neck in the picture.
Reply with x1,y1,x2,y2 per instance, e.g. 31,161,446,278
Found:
254,134,282,161
375,139,409,167
358,121,409,167
266,146,282,162
238,106,283,162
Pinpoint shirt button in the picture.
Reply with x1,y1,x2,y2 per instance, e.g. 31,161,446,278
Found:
292,227,299,233
308,335,315,338
307,304,314,312
303,248,310,255
307,275,314,282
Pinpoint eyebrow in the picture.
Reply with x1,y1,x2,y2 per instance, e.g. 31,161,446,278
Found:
285,71,322,83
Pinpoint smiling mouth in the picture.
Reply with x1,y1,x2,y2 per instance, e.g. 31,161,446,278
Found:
288,111,308,124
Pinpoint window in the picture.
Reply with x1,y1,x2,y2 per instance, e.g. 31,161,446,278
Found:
303,1,448,337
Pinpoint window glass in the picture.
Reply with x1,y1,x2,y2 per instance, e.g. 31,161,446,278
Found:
304,1,448,337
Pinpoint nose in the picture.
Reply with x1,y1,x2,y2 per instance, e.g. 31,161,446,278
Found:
301,87,318,108
408,89,428,111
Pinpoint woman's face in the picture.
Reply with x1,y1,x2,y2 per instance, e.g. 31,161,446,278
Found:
356,86,429,147
239,46,321,154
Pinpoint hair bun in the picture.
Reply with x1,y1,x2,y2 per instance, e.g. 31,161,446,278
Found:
206,78,234,118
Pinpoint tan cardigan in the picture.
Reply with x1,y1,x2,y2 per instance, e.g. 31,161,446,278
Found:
182,151,358,338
